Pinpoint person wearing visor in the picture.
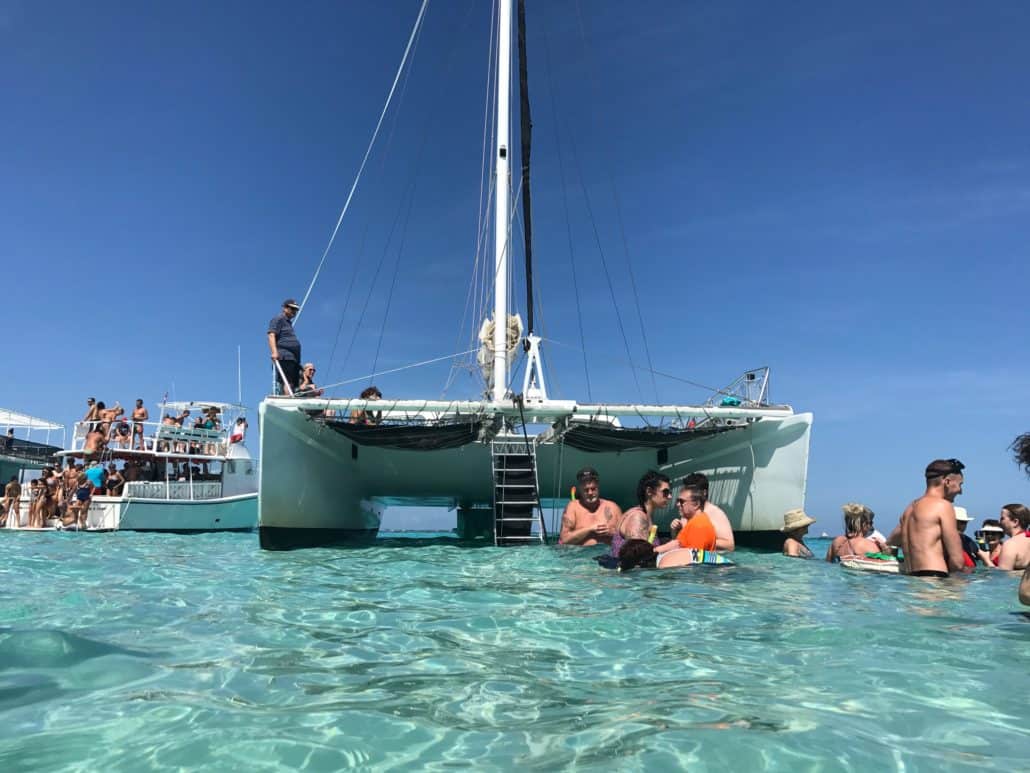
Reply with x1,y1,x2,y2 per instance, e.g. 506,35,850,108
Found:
892,458,969,578
975,520,1005,564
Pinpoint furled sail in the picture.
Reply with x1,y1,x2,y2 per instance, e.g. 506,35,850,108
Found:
477,313,523,394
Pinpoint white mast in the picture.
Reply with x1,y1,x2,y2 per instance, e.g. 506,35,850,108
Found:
491,0,512,403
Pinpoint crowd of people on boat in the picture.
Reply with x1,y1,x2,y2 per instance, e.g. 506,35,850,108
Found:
558,458,1030,602
0,454,227,530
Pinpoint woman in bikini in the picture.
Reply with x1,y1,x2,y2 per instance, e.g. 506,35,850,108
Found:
611,470,672,558
826,503,884,562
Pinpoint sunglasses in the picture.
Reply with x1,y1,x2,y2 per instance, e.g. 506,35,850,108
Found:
944,458,965,474
658,488,672,497
675,497,698,506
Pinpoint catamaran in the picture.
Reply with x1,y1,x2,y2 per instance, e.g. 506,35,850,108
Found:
258,0,812,550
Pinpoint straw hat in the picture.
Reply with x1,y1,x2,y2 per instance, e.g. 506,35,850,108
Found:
781,508,816,532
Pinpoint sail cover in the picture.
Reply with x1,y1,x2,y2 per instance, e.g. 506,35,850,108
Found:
560,422,743,453
317,416,483,451
477,313,523,393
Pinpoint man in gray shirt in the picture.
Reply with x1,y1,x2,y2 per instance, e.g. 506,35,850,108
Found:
267,298,302,395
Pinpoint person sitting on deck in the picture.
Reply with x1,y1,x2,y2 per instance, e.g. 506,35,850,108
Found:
3,427,13,452
350,386,383,425
296,363,324,398
781,508,817,558
670,472,735,551
558,467,623,546
826,503,885,562
996,503,1030,571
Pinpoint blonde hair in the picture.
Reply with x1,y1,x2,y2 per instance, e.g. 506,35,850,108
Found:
841,502,874,535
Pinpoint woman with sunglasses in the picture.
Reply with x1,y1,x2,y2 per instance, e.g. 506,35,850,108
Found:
610,470,671,558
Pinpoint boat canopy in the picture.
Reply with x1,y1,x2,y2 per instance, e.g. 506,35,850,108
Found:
160,401,245,413
315,415,483,451
558,421,744,453
0,409,64,431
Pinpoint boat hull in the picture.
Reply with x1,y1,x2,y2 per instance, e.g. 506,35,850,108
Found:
258,401,812,550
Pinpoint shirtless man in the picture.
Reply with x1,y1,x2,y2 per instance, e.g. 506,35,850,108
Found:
995,503,1030,571
83,397,100,432
132,398,149,451
669,472,735,551
98,401,124,441
895,458,968,577
559,467,623,545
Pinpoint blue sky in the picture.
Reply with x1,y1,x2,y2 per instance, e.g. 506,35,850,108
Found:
3,1,1029,533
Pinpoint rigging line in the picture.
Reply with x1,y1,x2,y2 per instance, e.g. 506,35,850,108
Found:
539,336,732,397
295,0,430,324
566,128,644,400
369,179,418,383
318,348,479,391
571,0,658,405
325,217,372,393
541,24,592,402
448,0,498,390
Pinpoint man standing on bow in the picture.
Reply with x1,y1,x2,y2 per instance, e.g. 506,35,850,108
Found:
267,298,302,395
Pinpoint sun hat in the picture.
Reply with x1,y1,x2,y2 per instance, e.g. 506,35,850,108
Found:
781,508,816,532
953,506,972,522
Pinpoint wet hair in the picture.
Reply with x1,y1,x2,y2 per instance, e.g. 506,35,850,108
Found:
96,401,106,410
682,472,710,495
618,539,658,572
842,502,873,535
1011,433,1030,477
681,482,708,509
1001,503,1030,530
635,470,670,508
360,386,382,399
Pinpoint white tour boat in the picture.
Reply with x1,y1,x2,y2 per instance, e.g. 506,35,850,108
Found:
257,0,812,549
53,401,257,533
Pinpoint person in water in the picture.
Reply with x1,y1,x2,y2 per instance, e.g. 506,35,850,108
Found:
618,538,707,571
670,472,735,551
653,483,717,566
826,503,884,562
995,503,1030,571
781,508,816,558
1020,565,1030,606
954,507,991,567
976,519,1005,564
891,458,969,578
558,467,623,546
612,470,671,557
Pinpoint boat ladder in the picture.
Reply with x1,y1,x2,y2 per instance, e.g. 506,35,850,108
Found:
490,435,546,546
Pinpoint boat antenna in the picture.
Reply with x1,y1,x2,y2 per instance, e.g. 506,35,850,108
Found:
237,345,243,404
516,0,534,335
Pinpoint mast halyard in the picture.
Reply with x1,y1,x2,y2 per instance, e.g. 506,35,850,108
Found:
491,0,512,403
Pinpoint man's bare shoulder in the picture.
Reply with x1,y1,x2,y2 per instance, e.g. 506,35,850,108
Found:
911,495,954,519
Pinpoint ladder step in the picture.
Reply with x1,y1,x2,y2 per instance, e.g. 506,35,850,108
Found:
496,517,538,522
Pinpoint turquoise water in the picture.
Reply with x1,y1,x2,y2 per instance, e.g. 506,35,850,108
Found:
1,533,1028,771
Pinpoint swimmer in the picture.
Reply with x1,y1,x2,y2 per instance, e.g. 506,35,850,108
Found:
781,508,816,558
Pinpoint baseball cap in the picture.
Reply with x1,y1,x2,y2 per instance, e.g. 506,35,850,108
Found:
283,298,300,310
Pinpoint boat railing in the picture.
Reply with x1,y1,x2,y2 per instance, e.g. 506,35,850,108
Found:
69,420,231,458
122,480,222,501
